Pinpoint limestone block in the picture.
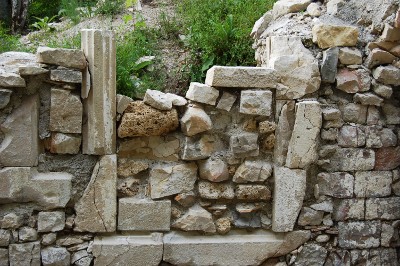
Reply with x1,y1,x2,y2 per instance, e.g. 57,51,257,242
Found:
339,47,362,65
0,73,26,87
49,88,82,134
74,155,117,232
0,89,12,109
338,221,381,249
47,133,81,154
286,101,322,169
313,24,359,49
198,181,235,200
354,171,392,198
230,133,259,158
354,93,383,106
118,198,171,231
37,211,65,232
273,0,311,18
375,147,400,170
0,94,39,167
198,158,229,182
235,185,271,201
333,199,365,221
274,101,295,166
342,103,367,124
117,158,149,177
365,49,396,69
317,172,354,198
381,23,400,42
240,90,272,116
251,11,273,39
322,148,375,171
233,160,272,183
116,94,133,114
266,36,320,99
273,167,306,232
19,66,48,76
18,227,38,242
181,134,217,160
41,247,70,266
216,92,237,111
172,205,216,233
338,125,365,147
205,66,279,88
144,89,173,110
366,197,400,220
321,47,339,83
180,105,212,136
163,230,310,266
36,46,87,69
92,234,163,266
186,82,219,105
9,242,41,266
150,163,197,199
372,65,400,86
50,69,82,83
81,29,116,155
118,101,179,137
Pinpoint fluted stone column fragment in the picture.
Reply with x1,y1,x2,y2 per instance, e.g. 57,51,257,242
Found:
81,29,116,155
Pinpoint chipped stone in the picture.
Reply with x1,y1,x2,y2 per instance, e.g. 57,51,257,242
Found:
365,48,396,69
273,0,311,18
312,24,359,49
298,207,324,226
186,82,219,105
198,181,234,200
36,46,86,69
181,105,212,136
0,72,26,87
0,89,12,109
182,135,217,160
116,94,133,114
365,197,400,220
143,89,173,110
354,93,383,106
173,205,216,233
339,47,362,65
240,90,272,116
198,158,229,182
233,160,272,183
216,92,237,111
322,148,375,171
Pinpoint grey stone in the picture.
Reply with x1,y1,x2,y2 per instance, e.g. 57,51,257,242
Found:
38,211,65,232
322,148,375,171
0,213,23,229
251,11,273,39
47,133,81,154
338,221,381,249
182,135,217,160
180,105,212,136
233,212,261,229
19,66,48,76
9,242,41,266
0,73,26,87
333,199,365,221
0,229,10,246
365,197,400,220
373,65,400,86
19,227,38,242
273,167,306,232
274,101,295,166
373,83,393,99
233,160,272,183
337,125,365,147
118,198,171,231
143,89,173,110
116,94,133,114
41,233,57,246
71,250,90,264
365,48,397,69
216,92,237,111
322,107,341,121
339,47,362,65
150,163,197,199
342,103,367,124
240,90,272,116
297,207,324,226
36,47,87,69
381,223,395,247
354,171,392,198
383,102,400,124
272,0,311,18
321,47,339,83
0,89,12,109
295,243,328,266
166,93,187,106
186,82,219,105
354,93,383,106
198,158,229,182
321,128,338,141
50,69,82,83
172,205,216,233
0,249,8,266
41,247,70,266
317,172,354,198
365,125,383,148
230,133,259,158
198,181,235,200
310,198,333,212
92,234,163,266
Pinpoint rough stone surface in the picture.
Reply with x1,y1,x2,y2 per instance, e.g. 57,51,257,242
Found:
373,83,392,99
354,93,383,106
354,171,392,198
342,103,367,124
273,167,306,232
0,229,10,246
50,69,82,83
0,94,39,167
186,82,219,105
172,205,216,233
322,148,375,171
36,46,86,69
233,160,272,183
182,135,217,160
338,221,381,249
312,23,359,49
337,125,365,147
41,247,70,266
92,234,163,266
205,66,279,88
240,90,272,116
198,158,229,182
38,211,65,232
333,199,365,221
235,185,271,201
143,89,173,110
297,207,324,226
230,133,259,158
365,48,396,69
198,181,235,200
295,243,328,266
47,133,81,154
180,105,212,136
274,101,295,166
321,47,339,83
273,0,311,18
19,227,38,242
116,94,133,114
317,172,354,198
0,249,7,266
374,147,400,170
365,197,400,220
118,101,179,137
216,92,237,111
19,66,48,76
49,88,82,134
0,89,12,109
286,101,322,168
150,163,197,199
381,23,400,42
118,198,171,231
372,65,400,86
0,73,26,87
74,155,117,233
9,242,41,266
339,47,362,65
117,158,149,177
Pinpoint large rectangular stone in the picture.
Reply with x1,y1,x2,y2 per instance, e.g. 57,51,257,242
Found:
366,197,400,220
81,29,116,155
317,172,354,198
36,46,87,69
338,221,381,249
92,234,163,266
9,242,41,266
205,66,279,88
272,167,306,232
322,148,375,171
118,198,171,231
354,171,392,198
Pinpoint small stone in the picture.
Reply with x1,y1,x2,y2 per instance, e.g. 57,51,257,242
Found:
116,94,133,114
181,105,212,136
381,23,400,42
174,192,196,208
295,243,328,266
339,47,362,65
215,218,231,235
42,233,57,246
373,65,400,86
117,159,149,177
198,158,229,182
312,24,359,49
47,133,81,154
166,93,188,106
354,93,383,106
240,90,272,116
338,221,381,249
0,230,10,246
316,235,330,243
1,213,23,229
310,198,333,212
182,135,217,160
298,207,324,226
71,250,90,265
365,126,384,148
262,134,275,150
317,172,354,198
186,82,219,105
337,125,365,147
342,103,367,124
322,107,341,121
373,82,392,99
235,185,271,201
365,48,396,69
38,211,65,232
321,128,338,141
307,2,322,17
9,242,41,265
41,247,71,266
233,212,261,229
333,199,365,221
172,205,216,233
272,0,311,18
336,69,359,93
321,47,339,83
143,89,173,110
259,121,276,134
230,133,259,158
216,92,237,111
18,227,38,242
36,46,87,69
0,89,12,109
50,69,82,83
0,73,26,87
375,147,400,170
198,181,234,200
233,160,272,183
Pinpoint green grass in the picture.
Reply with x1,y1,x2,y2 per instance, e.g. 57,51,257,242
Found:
0,23,26,53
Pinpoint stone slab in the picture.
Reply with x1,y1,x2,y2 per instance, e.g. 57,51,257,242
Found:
322,148,375,171
36,46,87,69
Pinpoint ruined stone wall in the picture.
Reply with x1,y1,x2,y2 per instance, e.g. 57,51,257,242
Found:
0,0,400,265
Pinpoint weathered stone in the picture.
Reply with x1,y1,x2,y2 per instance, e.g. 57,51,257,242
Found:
0,213,23,229
338,221,381,249
37,46,86,69
337,125,365,147
295,243,328,266
230,133,259,158
19,227,38,242
382,102,400,124
38,211,65,232
173,205,216,233
174,191,196,208
333,199,365,221
0,229,10,246
216,92,237,111
307,2,322,17
336,69,362,93
0,249,8,266
205,66,278,88
273,0,311,18
74,155,117,233
339,47,362,65
354,93,383,106
0,94,39,167
310,197,333,212
182,135,217,160
180,104,212,136
259,121,276,134
117,159,148,177
274,101,295,166
18,66,48,76
342,103,367,124
118,101,178,138
49,88,82,134
71,250,91,265
373,65,400,86
366,197,400,220
0,89,12,109
317,172,354,198
9,242,41,266
375,147,400,170
163,230,310,266
116,94,133,114
41,247,70,266
81,30,116,155
198,181,234,200
235,185,271,201
273,167,306,232
198,158,229,182
233,160,272,183
143,89,173,110
266,36,320,99
41,233,57,246
186,82,219,105
47,133,81,154
150,163,197,199
286,101,322,168
50,69,82,83
233,212,261,229
298,207,324,226
322,148,375,171
216,218,231,235
0,72,26,87
313,24,359,49
118,198,171,231
321,128,338,141
381,223,395,247
321,47,339,83
381,23,400,42
166,93,187,106
240,90,272,116
365,48,396,69
351,248,398,266
316,235,330,243
251,10,273,39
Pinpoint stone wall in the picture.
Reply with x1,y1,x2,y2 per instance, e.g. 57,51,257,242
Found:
0,0,399,265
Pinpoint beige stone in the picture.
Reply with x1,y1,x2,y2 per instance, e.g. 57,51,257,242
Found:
172,205,216,233
74,155,117,232
47,133,81,154
381,23,400,42
186,82,219,105
274,101,295,166
273,0,311,18
19,66,48,76
235,185,271,201
117,158,149,177
240,90,272,116
372,65,400,86
198,181,235,200
233,160,272,183
216,92,237,111
339,47,362,65
182,135,218,160
0,73,26,87
116,94,133,114
198,158,229,182
312,24,359,49
37,46,87,69
365,48,396,69
180,105,212,136
144,89,173,110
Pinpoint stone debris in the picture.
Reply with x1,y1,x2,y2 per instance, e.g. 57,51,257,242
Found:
0,89,12,109
186,82,219,105
116,94,133,114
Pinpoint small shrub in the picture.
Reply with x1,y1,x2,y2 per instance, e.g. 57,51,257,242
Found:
28,0,61,25
31,15,58,31
0,23,24,53
96,0,125,17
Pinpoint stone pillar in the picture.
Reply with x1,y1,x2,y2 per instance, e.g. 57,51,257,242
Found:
81,29,116,155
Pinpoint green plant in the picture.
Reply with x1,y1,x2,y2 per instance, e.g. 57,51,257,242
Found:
31,15,58,31
59,0,81,24
28,0,61,25
0,23,25,53
96,0,125,17
158,11,181,40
